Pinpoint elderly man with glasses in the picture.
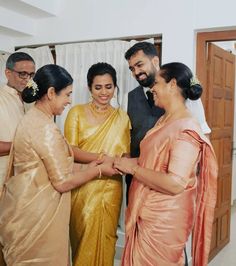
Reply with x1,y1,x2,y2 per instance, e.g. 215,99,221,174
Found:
0,52,35,188
0,51,35,265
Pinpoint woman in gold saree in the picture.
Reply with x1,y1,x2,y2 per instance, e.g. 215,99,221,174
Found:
114,62,218,266
64,62,130,266
0,64,116,266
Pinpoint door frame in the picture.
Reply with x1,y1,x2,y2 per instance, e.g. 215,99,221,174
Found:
196,30,236,106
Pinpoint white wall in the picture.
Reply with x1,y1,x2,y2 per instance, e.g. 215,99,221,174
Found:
10,0,236,66
196,0,236,30
13,0,196,66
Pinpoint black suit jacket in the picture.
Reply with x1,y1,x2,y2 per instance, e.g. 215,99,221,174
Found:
127,85,165,158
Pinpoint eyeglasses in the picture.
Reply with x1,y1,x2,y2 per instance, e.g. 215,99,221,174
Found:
10,69,35,79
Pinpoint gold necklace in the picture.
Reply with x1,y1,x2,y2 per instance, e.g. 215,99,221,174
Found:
89,102,113,118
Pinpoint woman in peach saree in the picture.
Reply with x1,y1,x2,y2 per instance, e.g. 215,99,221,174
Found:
114,62,218,266
64,63,130,266
0,65,116,266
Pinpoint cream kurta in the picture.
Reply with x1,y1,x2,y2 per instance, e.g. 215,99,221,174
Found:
0,107,72,266
0,85,25,187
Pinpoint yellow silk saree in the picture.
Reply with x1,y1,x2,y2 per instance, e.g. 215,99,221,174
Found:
64,104,130,266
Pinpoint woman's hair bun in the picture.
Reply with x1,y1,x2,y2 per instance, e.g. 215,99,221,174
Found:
187,83,202,100
21,79,39,103
21,87,38,103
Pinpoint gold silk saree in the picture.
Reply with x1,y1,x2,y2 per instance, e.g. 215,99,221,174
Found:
0,107,73,266
64,104,130,266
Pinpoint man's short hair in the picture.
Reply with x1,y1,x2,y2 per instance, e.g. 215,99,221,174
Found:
125,42,158,60
6,52,35,70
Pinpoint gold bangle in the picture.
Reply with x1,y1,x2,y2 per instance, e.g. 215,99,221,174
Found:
131,165,139,177
97,165,102,178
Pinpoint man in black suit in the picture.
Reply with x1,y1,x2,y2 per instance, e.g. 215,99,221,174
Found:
125,42,164,198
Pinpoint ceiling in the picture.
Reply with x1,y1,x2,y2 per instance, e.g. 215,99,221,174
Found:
0,0,63,40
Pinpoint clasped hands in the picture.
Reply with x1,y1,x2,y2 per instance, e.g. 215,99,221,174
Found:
94,155,139,177
73,154,139,177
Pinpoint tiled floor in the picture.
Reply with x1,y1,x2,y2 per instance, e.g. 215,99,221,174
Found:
114,204,236,266
114,259,120,266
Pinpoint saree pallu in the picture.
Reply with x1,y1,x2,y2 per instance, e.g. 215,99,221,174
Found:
64,105,130,266
122,118,217,266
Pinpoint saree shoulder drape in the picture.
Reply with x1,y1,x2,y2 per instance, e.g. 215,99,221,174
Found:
122,118,218,266
0,107,73,266
64,104,130,266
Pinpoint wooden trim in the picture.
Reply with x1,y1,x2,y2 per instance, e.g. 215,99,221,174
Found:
196,30,236,106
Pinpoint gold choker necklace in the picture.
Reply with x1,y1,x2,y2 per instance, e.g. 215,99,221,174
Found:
89,102,112,117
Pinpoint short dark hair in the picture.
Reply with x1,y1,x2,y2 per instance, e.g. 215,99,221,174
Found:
159,62,202,100
125,42,158,60
22,64,73,103
6,52,35,70
87,62,117,88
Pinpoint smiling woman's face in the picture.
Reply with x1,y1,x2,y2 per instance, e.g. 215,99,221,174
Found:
90,74,115,107
151,72,171,109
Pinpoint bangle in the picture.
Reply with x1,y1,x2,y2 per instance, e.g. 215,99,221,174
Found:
131,165,139,177
97,165,102,178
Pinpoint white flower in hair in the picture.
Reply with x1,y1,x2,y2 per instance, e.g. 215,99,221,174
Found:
26,78,38,96
190,76,200,87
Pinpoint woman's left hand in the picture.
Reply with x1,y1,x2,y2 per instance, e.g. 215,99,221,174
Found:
113,157,138,175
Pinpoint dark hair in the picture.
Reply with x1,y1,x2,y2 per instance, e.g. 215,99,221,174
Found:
87,62,117,88
22,64,73,103
159,62,202,100
6,52,35,69
125,42,158,60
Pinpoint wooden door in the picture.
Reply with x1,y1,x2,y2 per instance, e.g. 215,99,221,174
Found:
206,43,235,260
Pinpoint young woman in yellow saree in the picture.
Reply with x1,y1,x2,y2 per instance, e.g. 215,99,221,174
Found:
64,62,130,266
114,62,218,266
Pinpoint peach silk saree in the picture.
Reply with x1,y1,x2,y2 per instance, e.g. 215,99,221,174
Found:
122,118,218,266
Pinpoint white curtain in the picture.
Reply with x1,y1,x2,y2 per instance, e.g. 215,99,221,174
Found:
55,38,154,233
0,53,11,86
55,39,154,132
17,46,54,70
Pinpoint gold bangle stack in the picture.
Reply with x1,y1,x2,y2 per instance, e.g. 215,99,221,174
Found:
131,165,139,177
97,165,102,178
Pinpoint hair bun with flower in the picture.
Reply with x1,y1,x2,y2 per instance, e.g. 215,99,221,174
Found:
190,76,200,87
26,78,39,96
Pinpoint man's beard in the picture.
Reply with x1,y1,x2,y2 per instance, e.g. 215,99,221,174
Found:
136,72,155,88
